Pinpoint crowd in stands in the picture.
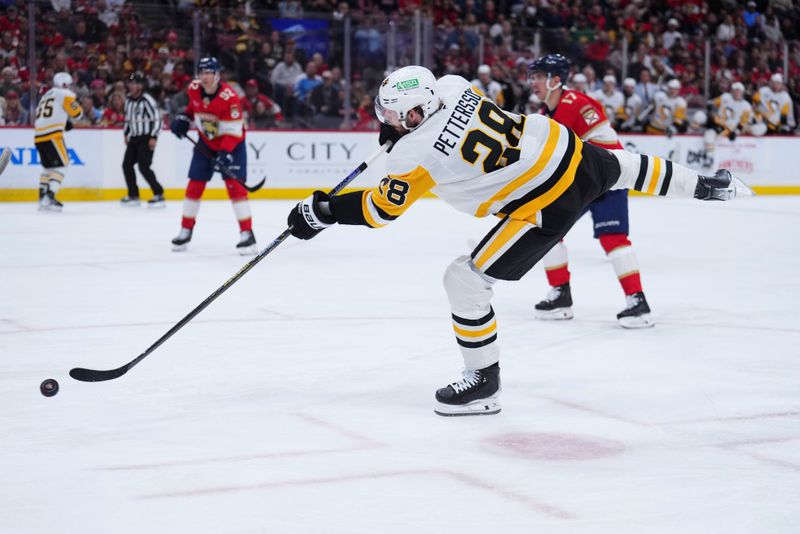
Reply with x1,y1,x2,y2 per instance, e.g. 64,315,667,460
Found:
0,0,798,135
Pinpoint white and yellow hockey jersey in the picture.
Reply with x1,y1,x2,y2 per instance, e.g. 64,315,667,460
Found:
620,92,644,130
753,86,795,131
712,93,753,133
647,91,687,132
591,88,624,128
34,87,82,141
358,76,583,228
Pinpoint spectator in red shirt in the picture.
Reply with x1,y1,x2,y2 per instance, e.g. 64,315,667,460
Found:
0,5,21,35
100,91,126,127
171,62,191,92
241,78,283,127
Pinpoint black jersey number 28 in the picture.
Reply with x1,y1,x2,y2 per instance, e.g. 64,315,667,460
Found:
460,101,526,173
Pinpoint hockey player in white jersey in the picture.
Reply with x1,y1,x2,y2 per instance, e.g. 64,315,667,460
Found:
619,77,643,132
645,79,687,136
711,82,758,140
34,72,83,211
471,64,504,107
592,75,625,128
753,73,796,134
286,66,753,417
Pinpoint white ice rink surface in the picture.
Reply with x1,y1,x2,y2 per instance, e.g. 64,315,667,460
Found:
1,196,799,533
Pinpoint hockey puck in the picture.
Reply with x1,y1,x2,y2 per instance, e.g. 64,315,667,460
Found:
40,378,59,397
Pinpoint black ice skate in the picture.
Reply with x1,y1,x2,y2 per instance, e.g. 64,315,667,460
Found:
695,169,753,201
434,363,501,416
147,194,165,209
535,283,574,320
38,190,63,212
236,230,257,255
120,195,141,207
171,228,192,252
617,291,655,329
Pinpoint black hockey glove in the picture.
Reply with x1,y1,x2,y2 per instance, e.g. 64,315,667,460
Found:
287,191,336,240
213,151,234,173
170,113,191,139
65,120,74,131
378,122,402,153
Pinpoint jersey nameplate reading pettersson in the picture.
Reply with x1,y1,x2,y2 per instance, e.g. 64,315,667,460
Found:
434,86,482,156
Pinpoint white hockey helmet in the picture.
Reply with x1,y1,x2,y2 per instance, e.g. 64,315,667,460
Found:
749,121,767,136
53,72,73,88
691,110,707,127
375,65,440,131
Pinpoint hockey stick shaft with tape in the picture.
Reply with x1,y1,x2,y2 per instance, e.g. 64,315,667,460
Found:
69,142,391,382
0,147,11,176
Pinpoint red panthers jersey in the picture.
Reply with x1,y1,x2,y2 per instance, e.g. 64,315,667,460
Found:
542,89,622,150
185,80,245,152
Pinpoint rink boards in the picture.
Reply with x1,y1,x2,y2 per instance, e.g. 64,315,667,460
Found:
0,127,799,201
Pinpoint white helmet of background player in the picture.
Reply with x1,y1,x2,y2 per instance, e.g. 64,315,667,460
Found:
375,65,440,131
731,81,745,100
690,110,707,130
53,72,73,88
666,79,681,97
749,121,767,136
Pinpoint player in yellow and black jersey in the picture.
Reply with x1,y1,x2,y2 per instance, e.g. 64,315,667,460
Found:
286,65,754,417
34,72,83,211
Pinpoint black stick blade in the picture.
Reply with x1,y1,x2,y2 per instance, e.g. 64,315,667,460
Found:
70,365,130,382
243,176,266,192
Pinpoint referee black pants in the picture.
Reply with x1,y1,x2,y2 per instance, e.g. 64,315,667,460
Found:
123,136,163,197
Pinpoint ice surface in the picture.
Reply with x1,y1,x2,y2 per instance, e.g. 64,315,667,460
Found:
1,196,799,533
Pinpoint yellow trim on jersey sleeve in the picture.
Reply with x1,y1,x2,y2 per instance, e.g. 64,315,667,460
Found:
646,156,662,195
471,85,485,97
63,94,82,119
362,165,435,227
474,119,561,217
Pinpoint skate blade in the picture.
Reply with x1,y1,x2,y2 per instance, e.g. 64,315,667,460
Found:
120,202,141,208
172,243,189,252
732,176,755,198
38,204,63,213
147,201,166,209
434,396,501,417
618,313,655,329
237,245,258,256
535,307,574,321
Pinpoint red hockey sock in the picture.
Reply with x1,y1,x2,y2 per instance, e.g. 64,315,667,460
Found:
224,179,252,232
619,272,643,295
181,180,207,229
543,240,570,286
600,233,643,296
545,265,570,287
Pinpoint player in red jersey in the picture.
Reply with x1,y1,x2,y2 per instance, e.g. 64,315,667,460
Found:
529,54,652,328
169,57,257,255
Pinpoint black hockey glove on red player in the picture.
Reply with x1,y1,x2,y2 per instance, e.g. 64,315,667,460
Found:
288,191,336,240
170,113,191,139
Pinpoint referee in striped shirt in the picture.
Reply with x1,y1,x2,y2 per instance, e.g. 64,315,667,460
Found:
121,71,165,207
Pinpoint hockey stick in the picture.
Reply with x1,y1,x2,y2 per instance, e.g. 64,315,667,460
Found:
184,135,266,193
0,147,11,176
69,141,391,383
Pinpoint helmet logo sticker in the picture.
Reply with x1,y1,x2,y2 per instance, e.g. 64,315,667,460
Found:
396,78,420,90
